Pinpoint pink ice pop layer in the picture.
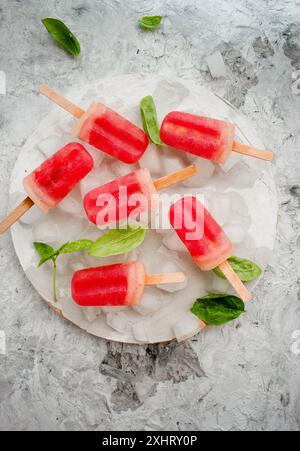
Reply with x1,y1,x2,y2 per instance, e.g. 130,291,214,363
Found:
72,103,149,164
23,142,94,212
71,261,146,307
169,196,233,271
160,112,235,164
84,168,158,226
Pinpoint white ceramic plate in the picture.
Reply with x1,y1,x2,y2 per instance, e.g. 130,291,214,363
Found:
9,75,277,344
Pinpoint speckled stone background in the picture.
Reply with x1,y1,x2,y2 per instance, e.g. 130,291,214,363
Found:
0,0,299,431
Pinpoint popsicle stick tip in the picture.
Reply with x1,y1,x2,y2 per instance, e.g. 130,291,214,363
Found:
218,260,251,303
39,84,85,119
145,272,186,286
232,141,274,161
0,197,34,235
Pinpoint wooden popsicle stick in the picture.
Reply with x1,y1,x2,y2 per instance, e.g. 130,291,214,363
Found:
0,197,34,235
153,164,198,191
232,141,273,161
218,260,252,303
145,272,186,286
40,84,85,119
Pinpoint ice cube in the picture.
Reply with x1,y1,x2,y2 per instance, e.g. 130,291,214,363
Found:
32,220,59,243
162,231,187,252
80,174,101,197
182,157,215,187
37,135,63,158
211,273,231,293
19,205,44,225
220,152,241,173
209,193,232,226
226,161,258,188
69,256,86,272
111,161,138,178
83,143,105,168
139,145,163,175
230,192,249,218
156,260,187,293
223,223,246,245
162,154,185,175
173,313,203,342
101,306,128,314
106,311,131,333
82,307,101,323
58,196,83,216
205,50,227,78
133,288,162,316
132,321,150,342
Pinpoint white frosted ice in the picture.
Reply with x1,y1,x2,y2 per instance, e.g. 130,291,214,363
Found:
82,307,101,323
101,306,128,314
37,135,63,158
83,143,105,168
211,273,231,293
132,321,150,342
162,154,185,175
226,161,258,188
111,161,138,178
220,152,241,173
162,231,187,252
223,223,246,245
32,220,59,243
209,193,232,226
205,50,227,78
19,205,44,225
182,157,215,187
58,196,83,216
133,288,162,316
173,313,202,342
80,174,101,197
106,311,131,333
69,256,86,272
139,145,163,175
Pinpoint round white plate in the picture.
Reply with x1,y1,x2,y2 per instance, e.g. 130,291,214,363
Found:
9,74,277,344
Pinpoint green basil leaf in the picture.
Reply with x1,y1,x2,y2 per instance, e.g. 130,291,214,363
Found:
140,96,163,145
213,256,262,282
88,226,147,258
191,294,245,326
41,18,81,56
138,16,163,30
58,239,93,254
34,242,57,267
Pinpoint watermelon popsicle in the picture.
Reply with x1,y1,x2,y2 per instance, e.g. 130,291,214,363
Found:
71,261,186,307
160,112,273,163
40,85,149,164
169,196,251,302
0,143,94,234
83,165,197,226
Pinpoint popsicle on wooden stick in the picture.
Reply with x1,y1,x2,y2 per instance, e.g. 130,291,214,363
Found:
71,261,186,307
40,84,149,164
0,143,94,235
83,165,198,226
169,196,251,303
160,111,273,164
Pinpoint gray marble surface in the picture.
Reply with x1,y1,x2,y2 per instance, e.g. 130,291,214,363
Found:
0,0,299,431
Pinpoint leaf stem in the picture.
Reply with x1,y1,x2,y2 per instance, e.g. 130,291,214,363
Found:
53,257,57,303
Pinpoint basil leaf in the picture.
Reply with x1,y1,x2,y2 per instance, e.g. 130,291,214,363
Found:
140,96,163,145
138,16,163,30
41,18,81,56
88,226,147,258
191,294,245,326
34,242,57,267
213,256,262,282
58,239,93,254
